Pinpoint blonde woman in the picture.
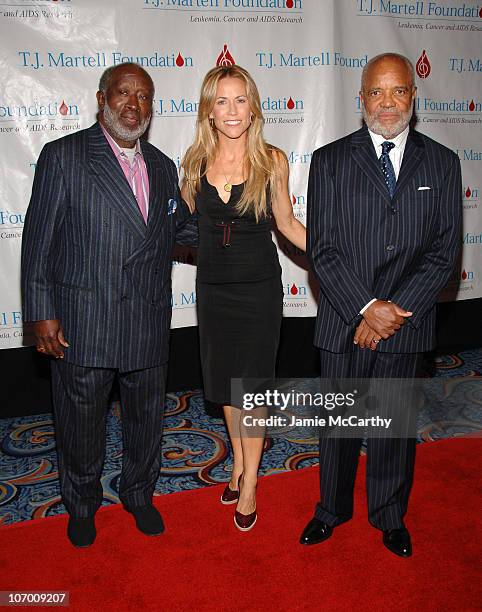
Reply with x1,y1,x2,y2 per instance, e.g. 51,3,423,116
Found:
181,65,306,531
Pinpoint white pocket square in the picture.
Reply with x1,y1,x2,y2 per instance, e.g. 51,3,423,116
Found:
418,186,431,191
167,198,177,214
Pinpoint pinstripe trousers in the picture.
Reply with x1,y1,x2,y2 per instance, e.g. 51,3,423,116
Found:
51,361,167,518
315,349,422,531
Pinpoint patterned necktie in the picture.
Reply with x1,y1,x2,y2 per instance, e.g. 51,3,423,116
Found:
119,152,149,223
379,141,396,198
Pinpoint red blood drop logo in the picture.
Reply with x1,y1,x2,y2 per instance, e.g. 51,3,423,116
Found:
462,270,468,280
287,97,295,110
286,0,294,8
216,44,235,67
59,100,68,115
416,50,431,79
469,99,475,112
175,53,184,67
292,194,296,206
466,187,472,198
290,283,298,296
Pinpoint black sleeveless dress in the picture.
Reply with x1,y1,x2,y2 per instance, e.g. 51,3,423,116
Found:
196,175,283,406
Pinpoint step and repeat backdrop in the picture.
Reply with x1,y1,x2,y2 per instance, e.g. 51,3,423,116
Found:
1,0,481,349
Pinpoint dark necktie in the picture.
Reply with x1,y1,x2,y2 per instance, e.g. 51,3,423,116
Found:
380,141,396,198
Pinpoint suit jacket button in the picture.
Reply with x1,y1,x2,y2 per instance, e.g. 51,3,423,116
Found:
121,295,129,301
386,245,395,251
123,264,129,271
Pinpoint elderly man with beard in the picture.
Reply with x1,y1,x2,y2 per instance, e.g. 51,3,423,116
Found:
300,53,461,556
21,63,196,547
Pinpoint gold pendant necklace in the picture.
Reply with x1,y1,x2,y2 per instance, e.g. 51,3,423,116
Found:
223,157,243,193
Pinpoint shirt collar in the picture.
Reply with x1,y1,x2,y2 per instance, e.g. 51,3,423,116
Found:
368,125,409,151
100,122,143,160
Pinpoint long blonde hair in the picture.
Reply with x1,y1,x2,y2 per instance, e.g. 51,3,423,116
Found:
181,65,282,221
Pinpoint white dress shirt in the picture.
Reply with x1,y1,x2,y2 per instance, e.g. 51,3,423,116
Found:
359,126,410,314
367,125,409,180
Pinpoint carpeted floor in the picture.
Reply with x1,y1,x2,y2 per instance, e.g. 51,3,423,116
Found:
1,349,481,526
1,438,481,611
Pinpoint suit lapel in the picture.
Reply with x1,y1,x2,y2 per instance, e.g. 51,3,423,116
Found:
141,141,165,241
393,129,425,200
87,123,147,240
350,127,392,203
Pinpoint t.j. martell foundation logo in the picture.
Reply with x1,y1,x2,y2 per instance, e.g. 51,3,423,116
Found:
0,98,78,120
465,186,479,199
281,280,310,310
464,186,479,209
216,44,235,67
174,52,188,67
460,269,475,281
416,50,431,79
58,100,70,114
291,194,306,206
284,282,307,297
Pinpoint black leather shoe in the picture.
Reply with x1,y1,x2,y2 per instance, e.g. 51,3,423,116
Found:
299,517,334,546
126,504,165,536
67,517,96,548
382,528,412,558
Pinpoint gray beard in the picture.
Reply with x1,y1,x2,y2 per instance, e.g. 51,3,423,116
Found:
362,104,413,139
102,101,151,143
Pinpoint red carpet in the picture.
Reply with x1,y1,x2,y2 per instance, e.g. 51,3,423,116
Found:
1,438,481,611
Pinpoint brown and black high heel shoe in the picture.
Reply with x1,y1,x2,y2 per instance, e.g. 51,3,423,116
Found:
234,507,257,532
220,474,242,505
233,476,257,531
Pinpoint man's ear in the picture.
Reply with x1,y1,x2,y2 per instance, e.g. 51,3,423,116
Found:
96,90,105,111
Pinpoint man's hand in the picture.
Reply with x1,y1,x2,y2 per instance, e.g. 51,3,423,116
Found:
362,300,412,339
354,319,381,350
33,319,69,358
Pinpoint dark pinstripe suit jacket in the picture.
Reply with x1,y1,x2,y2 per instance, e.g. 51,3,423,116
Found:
21,122,197,371
307,126,462,354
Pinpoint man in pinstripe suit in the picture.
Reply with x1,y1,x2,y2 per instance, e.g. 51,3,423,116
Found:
300,53,461,556
21,63,196,547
